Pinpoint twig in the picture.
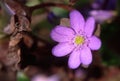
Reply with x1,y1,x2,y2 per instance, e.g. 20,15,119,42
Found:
30,2,74,12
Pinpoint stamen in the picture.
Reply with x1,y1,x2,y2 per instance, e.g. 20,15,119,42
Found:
75,36,85,45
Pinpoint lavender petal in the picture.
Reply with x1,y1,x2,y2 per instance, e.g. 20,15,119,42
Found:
52,42,75,57
70,10,85,33
50,26,74,42
53,25,75,36
68,49,81,69
85,17,95,37
88,36,101,50
80,46,92,65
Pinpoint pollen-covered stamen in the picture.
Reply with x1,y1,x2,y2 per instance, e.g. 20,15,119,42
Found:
74,35,85,45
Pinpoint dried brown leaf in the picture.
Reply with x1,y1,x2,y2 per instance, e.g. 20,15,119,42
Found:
4,16,16,34
94,24,101,37
60,18,70,27
23,34,33,48
9,33,22,47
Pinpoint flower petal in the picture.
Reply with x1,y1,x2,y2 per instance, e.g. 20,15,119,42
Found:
85,17,95,37
50,25,75,42
52,42,75,57
70,10,85,33
88,36,101,50
68,49,81,69
54,25,75,36
80,47,92,65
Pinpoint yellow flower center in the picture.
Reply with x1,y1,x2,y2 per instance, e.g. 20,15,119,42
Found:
74,36,85,45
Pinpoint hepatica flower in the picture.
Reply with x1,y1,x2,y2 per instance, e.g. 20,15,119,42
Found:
50,10,101,69
90,10,116,23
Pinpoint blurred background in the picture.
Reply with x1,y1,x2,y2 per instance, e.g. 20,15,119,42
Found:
0,0,120,81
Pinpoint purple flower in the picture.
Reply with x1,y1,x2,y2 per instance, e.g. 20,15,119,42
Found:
31,74,60,81
90,10,116,23
50,10,101,69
